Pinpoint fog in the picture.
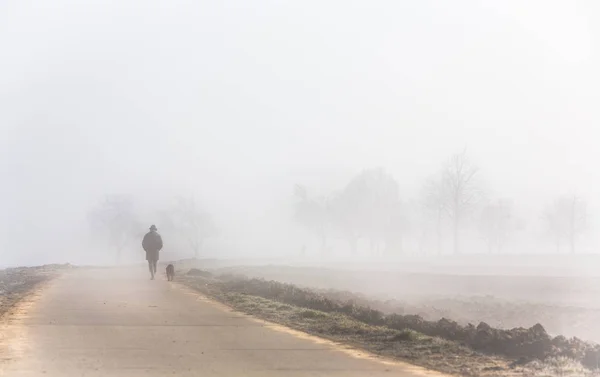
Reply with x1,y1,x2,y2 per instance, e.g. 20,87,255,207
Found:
1,0,600,267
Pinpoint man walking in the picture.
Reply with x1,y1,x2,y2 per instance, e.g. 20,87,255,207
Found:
142,224,163,280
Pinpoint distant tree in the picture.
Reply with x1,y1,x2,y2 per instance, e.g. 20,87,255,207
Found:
441,150,482,254
328,189,360,254
293,184,331,254
88,195,140,263
383,200,410,255
543,196,587,254
171,197,218,258
479,199,513,253
422,177,447,255
330,168,401,255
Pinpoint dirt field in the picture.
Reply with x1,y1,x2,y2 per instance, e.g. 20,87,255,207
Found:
174,259,600,344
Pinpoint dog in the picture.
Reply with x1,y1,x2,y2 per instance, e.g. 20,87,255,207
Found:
166,264,175,281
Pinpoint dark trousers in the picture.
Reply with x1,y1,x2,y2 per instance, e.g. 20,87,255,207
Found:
145,250,159,277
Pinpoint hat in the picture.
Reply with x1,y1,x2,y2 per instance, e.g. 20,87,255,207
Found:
149,225,157,231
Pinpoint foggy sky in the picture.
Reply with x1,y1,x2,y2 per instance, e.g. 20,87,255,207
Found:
1,0,600,265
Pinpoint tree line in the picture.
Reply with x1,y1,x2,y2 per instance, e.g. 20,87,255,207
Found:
86,150,588,262
87,196,218,263
293,150,588,256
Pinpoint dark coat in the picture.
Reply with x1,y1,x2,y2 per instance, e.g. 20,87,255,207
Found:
142,231,163,252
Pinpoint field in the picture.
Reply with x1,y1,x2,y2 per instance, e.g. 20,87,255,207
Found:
175,255,600,344
174,256,600,376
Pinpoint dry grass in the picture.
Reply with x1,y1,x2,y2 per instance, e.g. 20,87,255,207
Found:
0,265,68,317
523,357,600,377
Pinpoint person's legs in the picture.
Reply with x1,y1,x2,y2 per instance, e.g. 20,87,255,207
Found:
148,260,154,279
152,260,157,274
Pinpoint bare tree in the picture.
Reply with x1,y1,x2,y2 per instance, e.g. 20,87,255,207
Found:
479,199,513,253
172,197,218,259
422,177,447,255
543,196,587,254
293,184,330,254
383,200,409,255
328,189,359,255
441,151,482,254
88,195,140,263
329,168,401,255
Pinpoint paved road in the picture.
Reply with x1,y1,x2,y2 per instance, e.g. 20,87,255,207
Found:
0,268,444,376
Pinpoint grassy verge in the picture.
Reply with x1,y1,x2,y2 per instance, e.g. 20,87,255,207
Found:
180,273,568,377
0,264,72,317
